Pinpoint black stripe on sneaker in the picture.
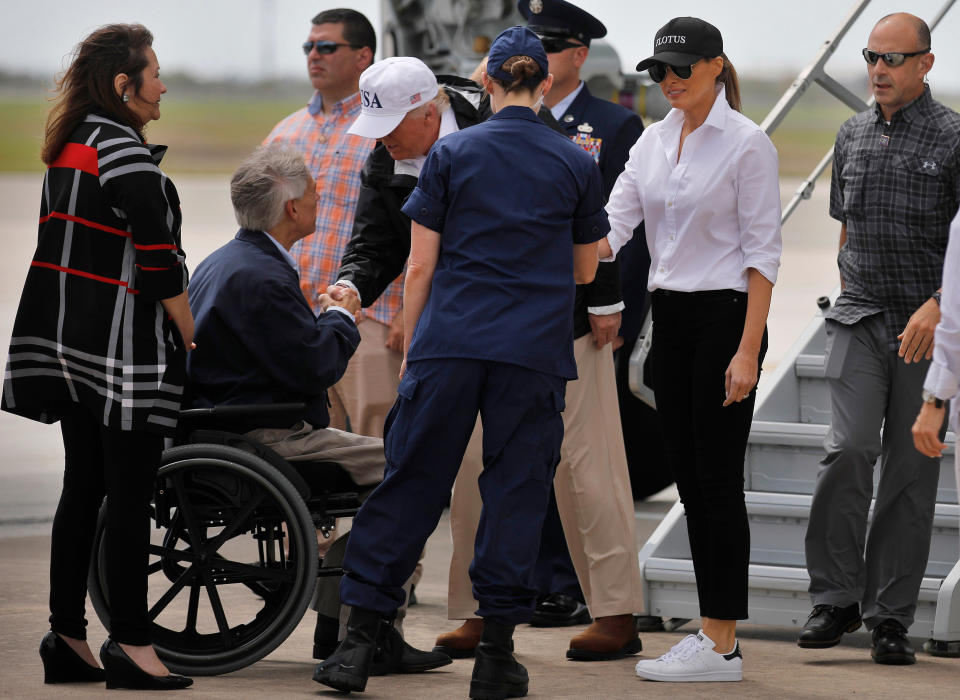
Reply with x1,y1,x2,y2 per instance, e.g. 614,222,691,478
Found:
723,642,742,661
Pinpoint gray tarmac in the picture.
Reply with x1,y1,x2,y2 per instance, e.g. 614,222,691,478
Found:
1,173,956,697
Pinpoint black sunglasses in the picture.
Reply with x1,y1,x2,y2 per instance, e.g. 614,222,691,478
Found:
540,37,584,54
648,59,702,83
302,40,360,56
861,47,929,67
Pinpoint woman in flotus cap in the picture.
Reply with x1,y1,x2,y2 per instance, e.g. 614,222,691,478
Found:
313,26,606,700
600,17,782,682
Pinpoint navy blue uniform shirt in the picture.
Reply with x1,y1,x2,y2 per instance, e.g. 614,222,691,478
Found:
401,105,609,380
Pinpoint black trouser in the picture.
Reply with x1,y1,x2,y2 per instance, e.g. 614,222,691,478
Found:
650,289,766,620
49,404,163,645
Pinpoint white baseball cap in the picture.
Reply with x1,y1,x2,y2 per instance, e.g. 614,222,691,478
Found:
348,57,440,139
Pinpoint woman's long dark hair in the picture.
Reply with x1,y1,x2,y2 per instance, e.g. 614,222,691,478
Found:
717,52,741,113
42,24,154,164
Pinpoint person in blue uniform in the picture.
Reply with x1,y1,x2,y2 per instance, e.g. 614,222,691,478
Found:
313,26,606,699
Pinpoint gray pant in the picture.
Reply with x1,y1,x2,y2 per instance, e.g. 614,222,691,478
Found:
805,315,942,630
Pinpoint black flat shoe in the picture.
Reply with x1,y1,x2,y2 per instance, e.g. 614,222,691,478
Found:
872,619,916,665
99,639,193,690
39,631,106,684
797,603,861,649
529,593,591,628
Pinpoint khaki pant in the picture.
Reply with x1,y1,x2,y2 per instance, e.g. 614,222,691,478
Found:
329,319,402,439
447,335,644,619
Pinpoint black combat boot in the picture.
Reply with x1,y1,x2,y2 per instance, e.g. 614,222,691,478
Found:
469,620,528,700
370,620,453,675
313,607,381,692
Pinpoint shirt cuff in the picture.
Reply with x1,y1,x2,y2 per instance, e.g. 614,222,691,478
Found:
572,209,610,244
334,278,362,305
741,257,780,286
401,186,447,231
327,305,356,323
588,302,625,315
924,362,959,401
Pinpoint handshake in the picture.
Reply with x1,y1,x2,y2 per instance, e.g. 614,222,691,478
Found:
319,283,362,320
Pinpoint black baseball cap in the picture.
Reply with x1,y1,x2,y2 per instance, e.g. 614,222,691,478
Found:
635,17,723,72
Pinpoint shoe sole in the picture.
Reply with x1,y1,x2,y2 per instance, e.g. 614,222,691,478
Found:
469,678,528,699
389,657,454,674
797,618,863,649
872,651,916,665
566,638,643,661
312,669,367,692
635,669,742,682
433,644,476,659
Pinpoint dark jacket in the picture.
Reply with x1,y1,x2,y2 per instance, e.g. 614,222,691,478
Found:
187,228,360,429
338,78,490,305
558,84,648,342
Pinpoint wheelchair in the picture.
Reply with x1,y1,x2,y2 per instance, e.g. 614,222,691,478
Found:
86,403,372,676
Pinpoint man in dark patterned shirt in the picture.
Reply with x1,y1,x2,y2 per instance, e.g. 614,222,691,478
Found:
799,12,960,665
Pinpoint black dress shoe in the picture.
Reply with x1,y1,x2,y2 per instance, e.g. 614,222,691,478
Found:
633,615,665,633
99,639,193,690
529,593,591,628
872,619,916,665
470,621,527,700
313,607,381,692
370,623,452,675
39,631,106,684
797,603,861,649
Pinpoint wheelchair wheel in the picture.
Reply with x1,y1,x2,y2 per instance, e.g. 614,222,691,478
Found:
88,444,319,676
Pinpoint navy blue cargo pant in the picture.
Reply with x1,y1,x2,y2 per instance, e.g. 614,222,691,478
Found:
340,357,565,623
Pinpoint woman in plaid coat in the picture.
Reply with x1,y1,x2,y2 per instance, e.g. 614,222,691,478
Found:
2,24,193,690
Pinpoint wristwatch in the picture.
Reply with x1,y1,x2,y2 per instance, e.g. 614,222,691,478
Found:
932,291,942,305
922,389,945,409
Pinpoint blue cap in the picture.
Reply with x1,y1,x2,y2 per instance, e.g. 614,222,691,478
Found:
488,26,550,84
518,0,606,46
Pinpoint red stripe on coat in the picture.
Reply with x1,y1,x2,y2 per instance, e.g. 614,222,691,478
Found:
49,143,99,176
30,260,139,294
39,212,130,238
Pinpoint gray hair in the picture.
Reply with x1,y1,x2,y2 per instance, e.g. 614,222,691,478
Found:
230,145,311,232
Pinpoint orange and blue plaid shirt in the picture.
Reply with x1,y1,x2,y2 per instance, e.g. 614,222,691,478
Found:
264,91,402,326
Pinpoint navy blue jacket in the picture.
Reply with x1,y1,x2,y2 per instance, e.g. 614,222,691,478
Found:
187,228,360,428
558,84,650,344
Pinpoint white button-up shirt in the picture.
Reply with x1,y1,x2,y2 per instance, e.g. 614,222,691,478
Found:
604,85,782,293
924,210,960,430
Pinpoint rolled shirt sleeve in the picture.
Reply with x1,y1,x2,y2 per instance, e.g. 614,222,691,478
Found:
603,139,645,260
401,146,449,232
572,159,610,245
736,129,782,285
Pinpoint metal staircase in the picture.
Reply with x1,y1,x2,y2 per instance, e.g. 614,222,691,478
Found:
633,0,960,651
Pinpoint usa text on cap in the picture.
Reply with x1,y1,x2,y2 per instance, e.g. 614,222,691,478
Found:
348,57,439,140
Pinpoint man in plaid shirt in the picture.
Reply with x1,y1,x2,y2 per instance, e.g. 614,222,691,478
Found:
800,13,960,664
265,8,404,439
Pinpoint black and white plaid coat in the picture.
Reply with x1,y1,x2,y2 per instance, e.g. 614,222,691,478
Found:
2,113,189,435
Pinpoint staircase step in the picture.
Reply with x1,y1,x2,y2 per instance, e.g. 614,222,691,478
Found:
641,557,945,637
745,422,958,503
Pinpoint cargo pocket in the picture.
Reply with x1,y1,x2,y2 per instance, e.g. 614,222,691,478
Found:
384,369,421,468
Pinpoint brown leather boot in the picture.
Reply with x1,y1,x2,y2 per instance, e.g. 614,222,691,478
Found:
566,614,643,661
433,618,483,659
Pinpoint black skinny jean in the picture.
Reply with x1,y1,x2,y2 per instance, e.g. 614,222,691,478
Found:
650,289,767,620
49,404,163,645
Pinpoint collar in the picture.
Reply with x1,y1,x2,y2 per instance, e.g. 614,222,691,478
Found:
661,84,730,132
873,85,932,125
489,105,542,123
394,107,460,178
550,81,585,121
236,228,298,271
307,90,361,117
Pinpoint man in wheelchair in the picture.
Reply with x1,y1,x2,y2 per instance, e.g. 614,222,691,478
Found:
186,144,450,675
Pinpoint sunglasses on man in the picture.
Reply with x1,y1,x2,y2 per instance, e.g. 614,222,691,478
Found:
861,47,929,67
302,40,361,56
648,59,702,83
540,36,585,54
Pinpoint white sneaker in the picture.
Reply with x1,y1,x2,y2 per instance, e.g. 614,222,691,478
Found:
634,630,742,682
